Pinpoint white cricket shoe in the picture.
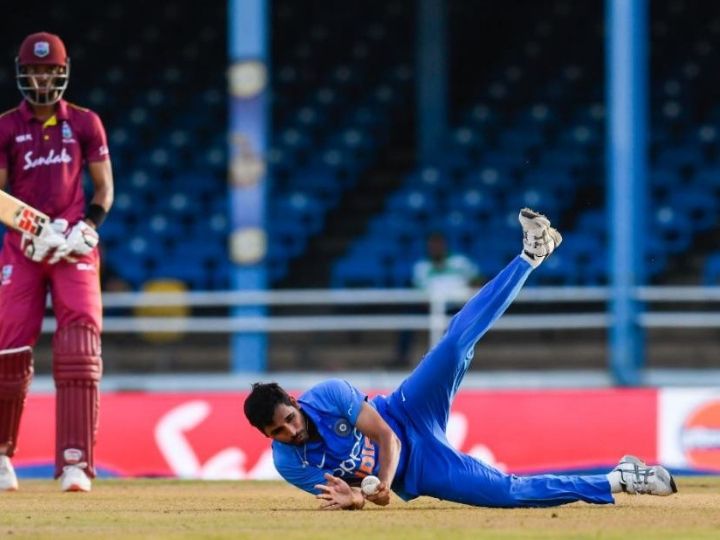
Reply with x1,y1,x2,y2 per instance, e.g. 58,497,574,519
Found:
0,455,18,491
60,464,92,492
608,455,677,496
518,208,562,268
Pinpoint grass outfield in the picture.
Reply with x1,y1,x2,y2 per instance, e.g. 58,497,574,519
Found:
1,477,719,539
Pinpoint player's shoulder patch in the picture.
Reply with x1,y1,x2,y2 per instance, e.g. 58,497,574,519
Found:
0,106,19,120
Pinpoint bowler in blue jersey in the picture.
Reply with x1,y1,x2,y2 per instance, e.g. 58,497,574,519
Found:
244,209,677,510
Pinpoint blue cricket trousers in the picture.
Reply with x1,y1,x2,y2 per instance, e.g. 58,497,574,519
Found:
385,256,614,507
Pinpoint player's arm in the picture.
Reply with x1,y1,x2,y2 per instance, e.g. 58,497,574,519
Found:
58,159,113,260
0,168,7,191
85,159,114,228
355,401,401,506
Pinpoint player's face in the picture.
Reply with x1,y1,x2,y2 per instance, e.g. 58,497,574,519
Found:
263,399,310,445
24,64,65,96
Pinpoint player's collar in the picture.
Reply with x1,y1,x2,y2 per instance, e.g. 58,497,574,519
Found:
18,99,69,122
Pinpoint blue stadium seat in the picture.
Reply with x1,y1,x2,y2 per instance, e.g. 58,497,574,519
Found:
331,256,387,288
649,168,679,199
447,189,497,220
498,126,546,152
386,189,437,221
654,145,704,171
367,213,420,245
651,206,693,253
506,189,561,218
702,252,720,285
671,187,718,231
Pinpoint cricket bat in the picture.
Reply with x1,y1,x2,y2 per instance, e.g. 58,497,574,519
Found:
0,189,50,237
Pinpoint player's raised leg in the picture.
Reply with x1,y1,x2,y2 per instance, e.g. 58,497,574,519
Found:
388,209,562,432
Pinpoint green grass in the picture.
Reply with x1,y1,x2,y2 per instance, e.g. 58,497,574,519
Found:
1,477,718,539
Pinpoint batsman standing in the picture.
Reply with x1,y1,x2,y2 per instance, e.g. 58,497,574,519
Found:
245,209,678,509
0,32,113,492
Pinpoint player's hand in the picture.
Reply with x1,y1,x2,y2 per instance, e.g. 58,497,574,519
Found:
314,473,357,510
365,481,391,506
22,219,72,264
65,220,99,257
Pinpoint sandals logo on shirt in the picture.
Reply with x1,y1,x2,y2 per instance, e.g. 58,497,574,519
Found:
333,419,351,437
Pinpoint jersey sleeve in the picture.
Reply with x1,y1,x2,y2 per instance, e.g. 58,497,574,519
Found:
82,111,110,163
306,379,365,425
273,444,330,495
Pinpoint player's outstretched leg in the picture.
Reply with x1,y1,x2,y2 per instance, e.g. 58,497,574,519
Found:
416,442,614,508
606,455,677,496
388,209,562,434
416,446,678,508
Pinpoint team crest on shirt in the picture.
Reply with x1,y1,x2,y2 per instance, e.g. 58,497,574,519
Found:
61,121,75,143
1,265,13,286
334,419,352,436
34,42,50,58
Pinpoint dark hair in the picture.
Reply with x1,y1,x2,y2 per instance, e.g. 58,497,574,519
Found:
244,382,293,432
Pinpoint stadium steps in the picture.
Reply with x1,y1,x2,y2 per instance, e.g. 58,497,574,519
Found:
279,143,415,288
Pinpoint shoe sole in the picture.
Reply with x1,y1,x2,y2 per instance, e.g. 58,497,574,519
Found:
63,485,90,493
658,467,678,495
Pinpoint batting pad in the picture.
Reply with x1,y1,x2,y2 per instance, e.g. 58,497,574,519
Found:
52,324,102,478
0,347,33,457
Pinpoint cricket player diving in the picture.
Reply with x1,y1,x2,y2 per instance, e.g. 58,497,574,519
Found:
0,32,113,492
245,209,678,509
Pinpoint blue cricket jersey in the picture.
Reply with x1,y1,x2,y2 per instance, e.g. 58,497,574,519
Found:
272,378,411,498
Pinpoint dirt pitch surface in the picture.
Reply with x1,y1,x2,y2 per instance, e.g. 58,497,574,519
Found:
1,477,718,539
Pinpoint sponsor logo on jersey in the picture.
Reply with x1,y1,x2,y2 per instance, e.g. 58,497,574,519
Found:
98,145,109,156
15,133,32,143
333,419,351,437
1,265,13,286
34,41,50,58
23,148,72,170
331,429,377,479
76,262,96,272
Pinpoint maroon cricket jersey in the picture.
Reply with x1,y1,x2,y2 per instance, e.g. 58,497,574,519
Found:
0,99,110,227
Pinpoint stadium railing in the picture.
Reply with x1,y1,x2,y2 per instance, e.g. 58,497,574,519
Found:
37,287,720,341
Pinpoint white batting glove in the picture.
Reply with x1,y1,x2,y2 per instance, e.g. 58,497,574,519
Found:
64,220,100,258
22,219,72,264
